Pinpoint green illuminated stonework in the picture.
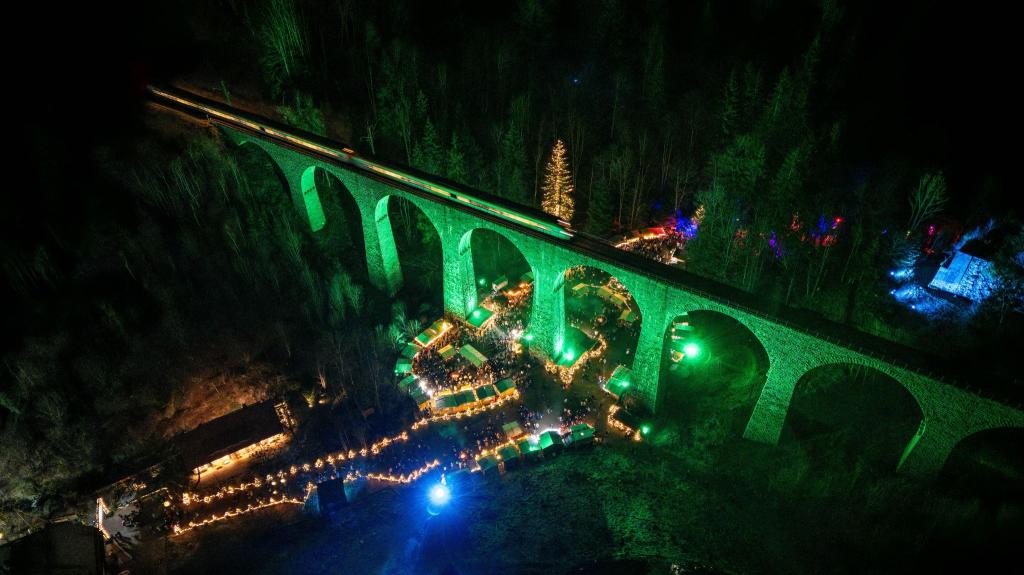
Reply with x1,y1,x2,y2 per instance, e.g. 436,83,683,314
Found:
221,126,1024,476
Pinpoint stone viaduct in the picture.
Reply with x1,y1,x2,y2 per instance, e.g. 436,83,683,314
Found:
195,116,1023,477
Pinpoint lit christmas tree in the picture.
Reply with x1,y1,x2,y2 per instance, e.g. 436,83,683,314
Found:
541,139,575,221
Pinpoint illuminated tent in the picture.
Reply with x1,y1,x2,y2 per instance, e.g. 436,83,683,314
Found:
502,421,525,440
491,275,509,291
438,343,457,360
478,454,500,476
566,423,595,446
414,319,450,347
498,445,521,472
400,343,419,359
618,308,637,324
670,315,693,339
475,384,498,402
454,389,478,409
411,388,431,410
572,283,590,297
604,365,632,399
612,407,643,435
516,437,542,461
398,374,418,392
466,307,495,330
495,378,516,396
434,394,460,411
519,270,534,284
538,430,564,453
394,358,413,375
460,344,488,368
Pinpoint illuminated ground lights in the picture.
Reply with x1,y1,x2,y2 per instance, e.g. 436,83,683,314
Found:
409,390,520,430
172,496,305,535
172,460,443,536
607,405,643,442
181,430,412,507
544,333,607,386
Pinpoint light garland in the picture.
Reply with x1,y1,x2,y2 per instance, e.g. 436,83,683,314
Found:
182,430,411,507
172,496,304,536
606,405,642,441
173,460,442,536
614,229,667,249
364,459,440,484
545,333,607,386
410,389,519,430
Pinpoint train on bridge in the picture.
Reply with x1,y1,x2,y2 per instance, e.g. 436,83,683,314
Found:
147,85,575,241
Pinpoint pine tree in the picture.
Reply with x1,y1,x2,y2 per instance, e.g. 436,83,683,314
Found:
445,133,467,184
541,139,575,221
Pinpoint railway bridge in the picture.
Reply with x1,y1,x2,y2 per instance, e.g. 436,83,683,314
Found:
152,87,1024,476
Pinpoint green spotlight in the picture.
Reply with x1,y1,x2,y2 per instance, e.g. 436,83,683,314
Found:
524,334,534,342
563,350,575,361
641,424,651,435
683,342,700,358
472,309,481,318
478,277,487,286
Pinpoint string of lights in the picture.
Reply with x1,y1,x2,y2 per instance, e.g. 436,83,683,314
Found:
171,496,305,536
606,405,642,441
181,430,412,506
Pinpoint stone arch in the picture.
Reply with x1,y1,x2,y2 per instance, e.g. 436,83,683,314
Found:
377,194,444,311
555,263,644,377
306,168,369,279
234,140,292,204
657,308,771,432
940,426,1024,498
456,226,538,315
783,361,926,473
296,166,329,232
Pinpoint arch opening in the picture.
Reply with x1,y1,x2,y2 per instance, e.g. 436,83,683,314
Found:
385,195,443,315
940,427,1024,503
558,265,642,387
461,227,535,327
782,363,924,478
302,167,369,283
657,310,770,438
234,141,291,206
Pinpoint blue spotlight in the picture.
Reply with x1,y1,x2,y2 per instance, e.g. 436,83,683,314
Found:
428,483,451,509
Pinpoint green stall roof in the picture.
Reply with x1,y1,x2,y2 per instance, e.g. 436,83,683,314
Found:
475,385,497,400
516,438,541,458
439,343,457,360
434,395,460,410
454,389,478,406
605,365,632,398
568,423,595,444
495,378,516,395
394,359,413,375
498,445,519,462
400,343,419,359
466,307,494,330
398,374,418,391
538,430,564,451
411,388,431,406
478,455,500,473
460,344,488,367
